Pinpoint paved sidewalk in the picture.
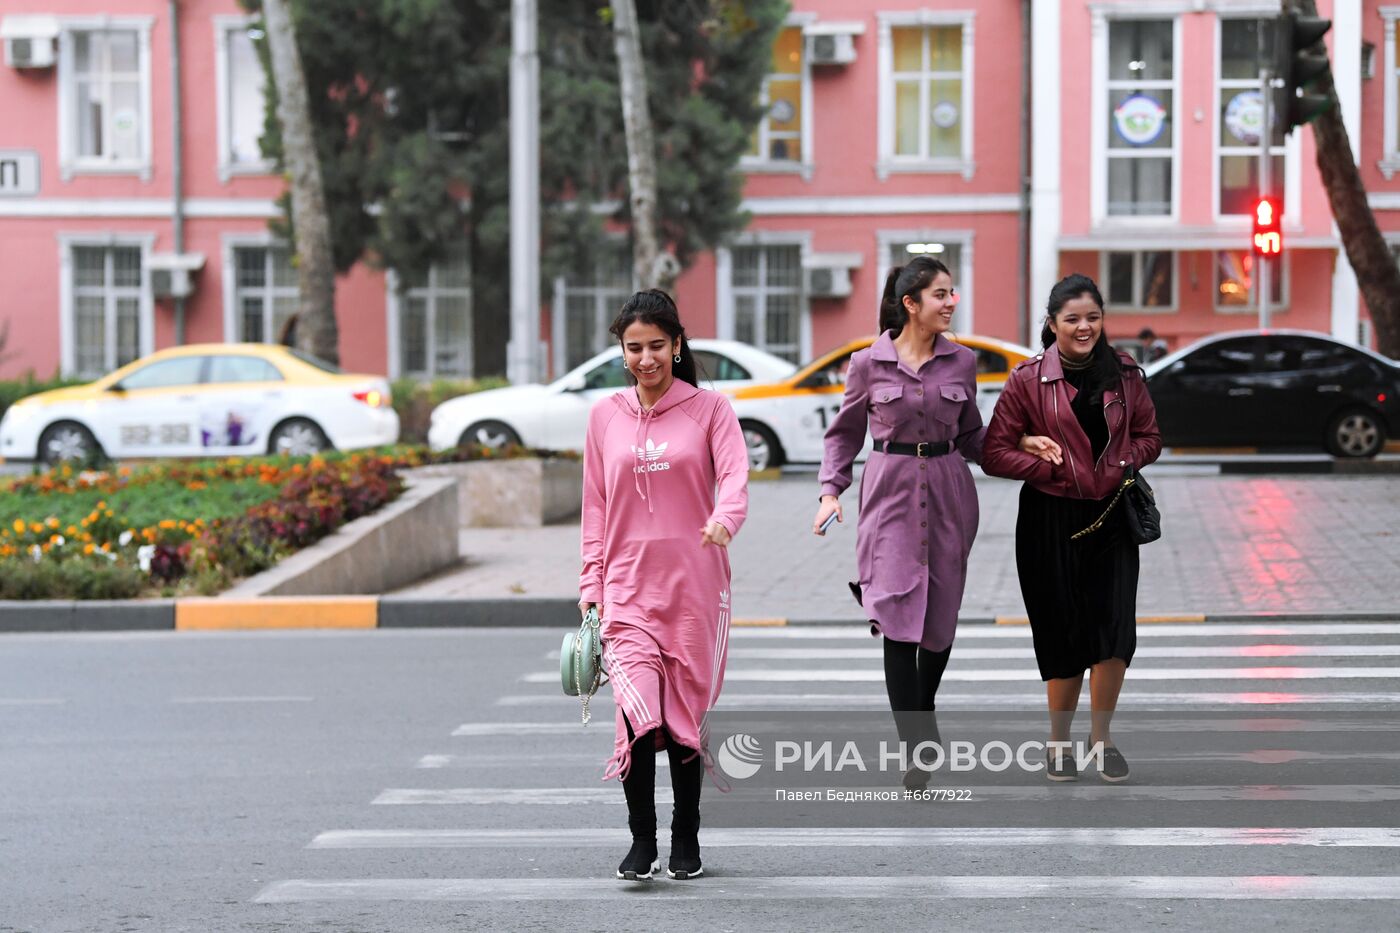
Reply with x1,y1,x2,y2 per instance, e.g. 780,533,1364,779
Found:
395,468,1400,619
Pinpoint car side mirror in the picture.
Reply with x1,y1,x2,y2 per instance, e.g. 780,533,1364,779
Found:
797,373,830,390
105,382,127,393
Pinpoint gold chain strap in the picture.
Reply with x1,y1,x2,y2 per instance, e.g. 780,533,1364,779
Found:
1069,477,1136,541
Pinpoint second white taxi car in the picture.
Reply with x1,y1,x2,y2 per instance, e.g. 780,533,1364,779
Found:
427,339,797,452
728,334,1037,470
0,344,399,464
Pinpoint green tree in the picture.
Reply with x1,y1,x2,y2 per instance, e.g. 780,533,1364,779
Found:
244,0,785,376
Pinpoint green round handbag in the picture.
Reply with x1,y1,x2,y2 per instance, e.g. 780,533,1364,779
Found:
560,607,604,723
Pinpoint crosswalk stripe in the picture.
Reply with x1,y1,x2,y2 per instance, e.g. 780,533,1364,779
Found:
719,646,1400,660
497,690,1400,707
451,722,604,737
307,827,1400,849
523,667,1400,684
372,785,1400,805
418,753,668,768
728,623,1400,639
254,875,1400,902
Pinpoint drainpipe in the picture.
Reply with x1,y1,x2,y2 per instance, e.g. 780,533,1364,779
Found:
1017,0,1031,347
169,0,187,344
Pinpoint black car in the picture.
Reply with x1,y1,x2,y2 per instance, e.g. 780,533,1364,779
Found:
1145,330,1400,458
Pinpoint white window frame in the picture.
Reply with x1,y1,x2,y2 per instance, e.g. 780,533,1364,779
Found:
1212,249,1289,313
214,15,275,182
385,252,474,380
549,238,634,379
741,13,816,180
1098,250,1179,312
1212,15,1302,223
876,10,976,180
1379,7,1400,178
715,231,813,363
221,233,299,345
56,17,155,181
875,229,975,332
1091,12,1181,225
58,233,156,377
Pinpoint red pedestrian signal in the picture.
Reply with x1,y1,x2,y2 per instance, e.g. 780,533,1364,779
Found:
1253,196,1282,257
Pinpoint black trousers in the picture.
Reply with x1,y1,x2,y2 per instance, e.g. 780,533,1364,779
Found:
621,713,704,840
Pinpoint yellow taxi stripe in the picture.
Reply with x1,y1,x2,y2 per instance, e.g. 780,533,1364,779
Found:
733,617,788,627
175,597,378,630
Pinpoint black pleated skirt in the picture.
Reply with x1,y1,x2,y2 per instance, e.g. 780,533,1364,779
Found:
1015,483,1139,681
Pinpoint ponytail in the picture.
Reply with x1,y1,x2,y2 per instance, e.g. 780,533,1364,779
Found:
878,256,951,337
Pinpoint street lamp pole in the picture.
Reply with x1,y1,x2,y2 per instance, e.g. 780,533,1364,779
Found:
1258,66,1272,331
507,0,541,385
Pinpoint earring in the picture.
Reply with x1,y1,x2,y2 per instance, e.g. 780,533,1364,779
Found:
673,354,682,363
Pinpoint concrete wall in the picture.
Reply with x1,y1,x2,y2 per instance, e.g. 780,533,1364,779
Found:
223,476,459,597
407,459,583,528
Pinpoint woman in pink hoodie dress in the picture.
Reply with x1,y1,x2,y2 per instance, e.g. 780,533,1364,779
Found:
579,289,749,883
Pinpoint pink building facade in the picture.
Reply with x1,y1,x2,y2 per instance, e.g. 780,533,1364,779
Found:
0,0,1388,385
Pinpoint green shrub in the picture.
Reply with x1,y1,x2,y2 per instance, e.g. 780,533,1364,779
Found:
0,557,146,600
391,376,509,445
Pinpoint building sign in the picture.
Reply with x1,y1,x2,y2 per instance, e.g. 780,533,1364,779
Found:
1225,91,1263,146
0,150,39,196
1112,94,1167,146
931,101,959,130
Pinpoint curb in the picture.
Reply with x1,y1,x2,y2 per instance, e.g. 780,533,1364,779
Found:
1,599,1398,633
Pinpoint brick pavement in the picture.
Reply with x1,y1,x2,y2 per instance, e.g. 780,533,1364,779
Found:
395,469,1400,619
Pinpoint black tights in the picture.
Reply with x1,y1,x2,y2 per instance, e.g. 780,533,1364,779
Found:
882,638,952,748
621,713,704,841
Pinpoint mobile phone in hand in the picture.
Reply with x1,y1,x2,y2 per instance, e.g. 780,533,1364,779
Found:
818,510,839,534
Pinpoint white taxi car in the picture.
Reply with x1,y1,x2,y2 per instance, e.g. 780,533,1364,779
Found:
0,344,398,464
427,339,797,452
728,334,1036,470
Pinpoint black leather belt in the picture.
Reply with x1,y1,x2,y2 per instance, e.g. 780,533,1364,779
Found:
873,440,953,458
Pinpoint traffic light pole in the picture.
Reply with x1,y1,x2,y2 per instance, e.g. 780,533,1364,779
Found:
1258,66,1272,330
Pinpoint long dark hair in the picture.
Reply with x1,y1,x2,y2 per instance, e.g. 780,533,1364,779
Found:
609,289,700,388
1041,273,1140,403
879,256,952,337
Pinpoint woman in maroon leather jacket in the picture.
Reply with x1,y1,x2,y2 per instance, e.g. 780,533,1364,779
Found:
982,273,1161,784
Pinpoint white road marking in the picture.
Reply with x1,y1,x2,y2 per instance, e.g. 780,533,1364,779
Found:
255,874,1400,902
720,645,1400,660
170,696,313,703
372,788,675,805
0,698,66,706
307,826,1400,849
523,667,1400,684
728,624,1400,639
498,691,1400,707
417,753,664,768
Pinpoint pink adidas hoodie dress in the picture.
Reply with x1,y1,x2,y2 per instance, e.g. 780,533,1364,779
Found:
579,378,749,781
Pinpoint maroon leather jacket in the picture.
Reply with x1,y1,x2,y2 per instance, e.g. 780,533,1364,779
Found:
982,345,1162,500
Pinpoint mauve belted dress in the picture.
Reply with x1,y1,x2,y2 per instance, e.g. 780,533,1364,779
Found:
818,331,986,651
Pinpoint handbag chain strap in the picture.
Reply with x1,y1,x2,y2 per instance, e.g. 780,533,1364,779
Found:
1069,476,1136,541
576,608,601,725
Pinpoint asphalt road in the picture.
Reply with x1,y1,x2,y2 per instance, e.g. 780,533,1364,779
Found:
2,623,1398,932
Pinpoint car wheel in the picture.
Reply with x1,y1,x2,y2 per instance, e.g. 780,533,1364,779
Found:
38,421,101,466
269,418,331,457
740,421,784,472
1325,408,1385,459
459,420,522,451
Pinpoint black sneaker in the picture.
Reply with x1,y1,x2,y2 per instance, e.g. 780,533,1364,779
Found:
1046,747,1077,782
1099,745,1130,783
667,834,703,880
616,838,659,881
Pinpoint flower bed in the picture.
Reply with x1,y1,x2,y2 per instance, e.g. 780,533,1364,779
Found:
0,443,575,600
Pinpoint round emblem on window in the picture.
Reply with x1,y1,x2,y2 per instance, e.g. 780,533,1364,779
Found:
1224,90,1263,146
1112,94,1167,146
931,101,959,130
770,99,796,124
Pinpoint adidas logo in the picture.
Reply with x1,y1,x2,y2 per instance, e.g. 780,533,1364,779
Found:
719,589,730,610
631,438,669,462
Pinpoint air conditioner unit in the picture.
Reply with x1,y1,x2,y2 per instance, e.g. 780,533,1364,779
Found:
147,252,206,300
807,32,855,66
805,265,852,298
1,16,58,69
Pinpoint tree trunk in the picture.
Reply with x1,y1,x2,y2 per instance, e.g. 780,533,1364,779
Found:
1295,0,1400,357
609,0,679,293
261,0,340,364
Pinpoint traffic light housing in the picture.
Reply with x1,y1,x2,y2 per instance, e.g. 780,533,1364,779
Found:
1253,196,1283,257
1272,11,1333,136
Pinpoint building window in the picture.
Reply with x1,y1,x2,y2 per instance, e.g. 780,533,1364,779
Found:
396,247,473,379
1215,250,1285,311
1102,251,1175,310
731,244,803,363
877,13,974,178
744,27,806,166
71,246,143,378
63,28,148,173
233,246,298,344
1218,19,1284,216
555,245,632,374
887,240,968,331
1106,20,1174,217
1381,12,1400,178
217,20,271,178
